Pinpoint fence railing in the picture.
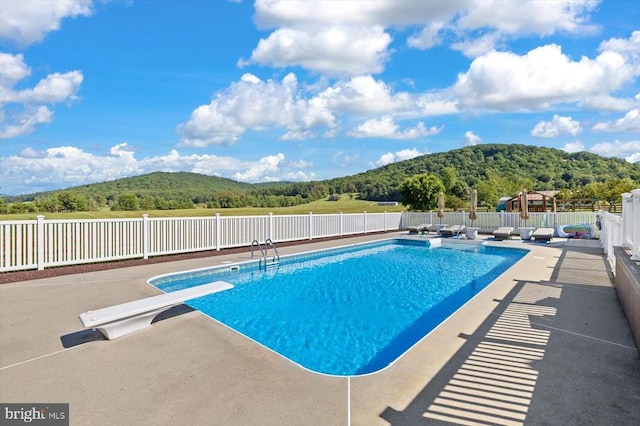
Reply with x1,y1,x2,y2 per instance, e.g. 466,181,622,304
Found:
400,210,598,234
0,212,403,272
599,189,640,271
4,203,638,273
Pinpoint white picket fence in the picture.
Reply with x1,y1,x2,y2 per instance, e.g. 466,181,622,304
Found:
599,189,640,270
6,200,640,273
0,212,402,272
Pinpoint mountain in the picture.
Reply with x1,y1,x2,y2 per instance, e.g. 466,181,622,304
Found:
323,144,640,200
4,144,640,205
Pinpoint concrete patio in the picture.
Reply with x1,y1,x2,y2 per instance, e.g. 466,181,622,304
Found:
1,232,639,425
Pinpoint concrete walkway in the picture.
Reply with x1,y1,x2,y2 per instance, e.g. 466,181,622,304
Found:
1,233,638,425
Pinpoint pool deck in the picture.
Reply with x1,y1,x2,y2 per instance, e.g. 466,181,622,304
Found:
1,232,639,425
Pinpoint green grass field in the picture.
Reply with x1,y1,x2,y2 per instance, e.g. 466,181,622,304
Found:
0,197,407,221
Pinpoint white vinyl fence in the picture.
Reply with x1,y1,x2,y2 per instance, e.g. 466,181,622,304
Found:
599,189,640,270
4,201,637,274
400,210,598,235
0,212,402,272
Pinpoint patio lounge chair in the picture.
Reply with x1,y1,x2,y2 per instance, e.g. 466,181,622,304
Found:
493,227,514,241
407,224,432,235
440,224,465,238
79,281,234,340
532,227,554,242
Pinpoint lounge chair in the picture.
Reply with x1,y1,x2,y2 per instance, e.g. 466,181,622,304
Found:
532,227,554,242
440,224,465,238
407,224,432,235
493,227,514,241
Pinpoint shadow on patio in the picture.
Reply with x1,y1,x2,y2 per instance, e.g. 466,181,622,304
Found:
379,244,640,425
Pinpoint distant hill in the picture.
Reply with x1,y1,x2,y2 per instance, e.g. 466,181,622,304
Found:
4,145,640,206
323,144,640,200
7,172,253,203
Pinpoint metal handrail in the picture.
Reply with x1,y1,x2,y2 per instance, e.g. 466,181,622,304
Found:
265,238,280,263
250,240,266,261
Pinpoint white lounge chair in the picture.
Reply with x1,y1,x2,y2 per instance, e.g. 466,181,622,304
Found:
440,224,465,238
493,227,515,241
532,227,554,242
79,281,234,340
407,224,432,235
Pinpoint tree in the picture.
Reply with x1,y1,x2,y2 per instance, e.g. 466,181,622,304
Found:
57,191,87,212
112,193,139,211
586,178,636,212
400,174,445,211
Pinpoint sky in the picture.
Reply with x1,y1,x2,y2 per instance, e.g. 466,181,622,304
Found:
0,0,639,196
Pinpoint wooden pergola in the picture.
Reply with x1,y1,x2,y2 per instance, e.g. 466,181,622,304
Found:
505,190,558,213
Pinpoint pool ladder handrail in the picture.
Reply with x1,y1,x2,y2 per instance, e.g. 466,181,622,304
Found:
251,239,280,269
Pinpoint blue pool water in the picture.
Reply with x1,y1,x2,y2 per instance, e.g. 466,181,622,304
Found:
150,239,526,376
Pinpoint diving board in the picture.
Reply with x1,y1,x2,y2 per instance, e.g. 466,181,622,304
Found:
79,281,234,340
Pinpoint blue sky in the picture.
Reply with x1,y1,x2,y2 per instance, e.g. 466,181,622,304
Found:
1,0,639,196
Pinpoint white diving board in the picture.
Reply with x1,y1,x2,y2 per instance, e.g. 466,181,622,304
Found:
79,281,234,340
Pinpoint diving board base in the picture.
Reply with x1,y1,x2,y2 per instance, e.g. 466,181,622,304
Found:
95,307,173,340
79,281,234,340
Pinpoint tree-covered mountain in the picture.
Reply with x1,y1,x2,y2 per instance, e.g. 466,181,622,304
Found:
323,144,640,202
3,144,639,213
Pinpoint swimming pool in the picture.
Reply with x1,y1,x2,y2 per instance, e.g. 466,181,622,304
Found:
150,239,526,376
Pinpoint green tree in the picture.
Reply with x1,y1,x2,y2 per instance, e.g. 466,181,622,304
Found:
400,174,445,211
57,191,87,212
112,193,140,211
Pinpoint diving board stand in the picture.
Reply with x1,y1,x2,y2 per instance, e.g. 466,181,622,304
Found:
79,281,234,340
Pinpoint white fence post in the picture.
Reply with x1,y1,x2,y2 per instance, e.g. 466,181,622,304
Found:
308,212,313,240
268,212,273,241
215,213,221,251
631,189,640,260
622,192,633,248
339,211,343,236
364,211,368,234
142,214,149,259
36,215,45,270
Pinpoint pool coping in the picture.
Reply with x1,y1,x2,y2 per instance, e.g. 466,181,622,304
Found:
1,232,639,425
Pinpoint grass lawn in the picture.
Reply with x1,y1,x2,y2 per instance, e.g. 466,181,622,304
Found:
0,197,407,221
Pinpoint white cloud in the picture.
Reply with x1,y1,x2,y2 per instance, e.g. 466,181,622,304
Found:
233,153,285,182
372,148,427,167
0,52,30,85
407,21,446,50
0,52,83,139
3,71,84,104
178,73,426,147
454,42,633,111
0,0,94,47
349,115,441,139
561,139,640,162
599,30,640,62
579,95,637,111
452,32,503,58
458,0,599,36
0,144,317,194
589,140,640,162
240,26,392,76
0,106,53,139
592,109,640,132
249,0,601,75
416,94,459,116
320,75,412,115
531,115,582,138
177,73,336,147
464,130,482,146
561,141,586,153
